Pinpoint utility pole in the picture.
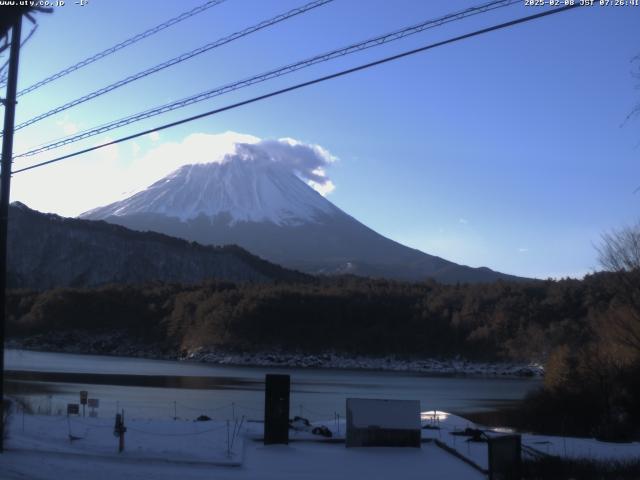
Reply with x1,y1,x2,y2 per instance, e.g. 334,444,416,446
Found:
0,14,23,454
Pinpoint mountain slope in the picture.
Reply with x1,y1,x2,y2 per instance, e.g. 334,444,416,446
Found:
82,161,337,225
8,202,309,289
82,160,523,284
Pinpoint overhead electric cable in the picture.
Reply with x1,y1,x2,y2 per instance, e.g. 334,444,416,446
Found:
12,4,581,175
13,0,228,96
15,0,519,158
0,24,37,85
10,0,334,133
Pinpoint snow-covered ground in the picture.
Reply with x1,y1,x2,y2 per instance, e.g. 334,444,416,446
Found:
420,410,640,471
1,409,483,480
3,407,639,480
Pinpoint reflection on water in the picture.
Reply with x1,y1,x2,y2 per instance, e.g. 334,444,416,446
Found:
6,370,263,390
5,379,59,396
4,349,541,421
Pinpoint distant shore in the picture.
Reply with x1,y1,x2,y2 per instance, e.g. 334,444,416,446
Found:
180,348,544,377
6,330,544,378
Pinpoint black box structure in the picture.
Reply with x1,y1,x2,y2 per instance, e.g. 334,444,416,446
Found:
264,374,290,445
488,434,522,480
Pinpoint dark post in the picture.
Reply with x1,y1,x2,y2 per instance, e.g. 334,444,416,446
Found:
488,434,522,480
79,390,88,418
114,410,126,453
119,410,125,453
0,15,22,454
264,374,290,445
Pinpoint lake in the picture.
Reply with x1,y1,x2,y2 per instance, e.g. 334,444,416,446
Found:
4,349,540,422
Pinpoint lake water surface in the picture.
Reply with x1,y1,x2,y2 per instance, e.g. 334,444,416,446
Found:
4,349,540,421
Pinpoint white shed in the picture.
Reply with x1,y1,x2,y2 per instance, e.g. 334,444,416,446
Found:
346,398,421,448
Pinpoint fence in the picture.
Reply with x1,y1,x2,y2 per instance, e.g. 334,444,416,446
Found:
16,393,343,422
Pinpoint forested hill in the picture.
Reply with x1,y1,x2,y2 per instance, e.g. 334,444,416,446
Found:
7,202,310,289
7,270,636,363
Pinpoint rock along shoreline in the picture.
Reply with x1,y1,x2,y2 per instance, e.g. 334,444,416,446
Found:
6,330,544,378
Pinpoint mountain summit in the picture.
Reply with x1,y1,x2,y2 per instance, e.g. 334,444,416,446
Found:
82,153,521,284
83,160,337,226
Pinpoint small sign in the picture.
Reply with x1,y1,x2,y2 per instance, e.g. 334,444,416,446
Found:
67,403,80,415
88,398,99,408
80,391,88,405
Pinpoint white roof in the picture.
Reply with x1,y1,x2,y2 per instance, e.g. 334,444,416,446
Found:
347,398,420,430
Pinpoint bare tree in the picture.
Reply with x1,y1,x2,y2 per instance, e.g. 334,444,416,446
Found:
597,222,640,272
596,222,640,359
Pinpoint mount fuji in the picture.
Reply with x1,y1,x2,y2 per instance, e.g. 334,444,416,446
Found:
81,153,521,284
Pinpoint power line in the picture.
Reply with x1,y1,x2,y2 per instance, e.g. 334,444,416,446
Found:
9,0,334,134
0,23,37,81
15,0,520,159
9,0,228,95
13,4,581,175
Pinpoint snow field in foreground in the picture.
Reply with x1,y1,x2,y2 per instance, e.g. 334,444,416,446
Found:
2,410,639,480
1,411,485,480
421,410,640,470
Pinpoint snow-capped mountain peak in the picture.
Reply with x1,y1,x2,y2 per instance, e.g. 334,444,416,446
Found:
82,160,338,226
81,142,522,284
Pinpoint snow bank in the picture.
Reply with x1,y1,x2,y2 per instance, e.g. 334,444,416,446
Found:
419,410,640,469
1,411,486,480
6,413,243,466
3,408,639,480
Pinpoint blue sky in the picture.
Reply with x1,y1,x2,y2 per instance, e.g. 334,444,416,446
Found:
4,0,640,279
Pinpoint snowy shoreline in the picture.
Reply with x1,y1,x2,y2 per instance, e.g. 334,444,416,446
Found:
179,347,544,377
6,332,544,378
